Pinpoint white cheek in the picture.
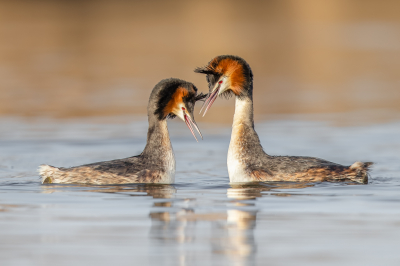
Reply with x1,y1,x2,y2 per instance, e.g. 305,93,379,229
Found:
218,78,231,96
172,103,185,121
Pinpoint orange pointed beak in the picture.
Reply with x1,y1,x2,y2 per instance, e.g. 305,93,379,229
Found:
182,107,203,142
200,77,227,117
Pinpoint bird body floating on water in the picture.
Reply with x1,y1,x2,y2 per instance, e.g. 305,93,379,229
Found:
195,55,372,184
39,78,205,185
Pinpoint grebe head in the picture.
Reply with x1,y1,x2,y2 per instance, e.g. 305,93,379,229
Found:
194,55,253,116
153,78,206,141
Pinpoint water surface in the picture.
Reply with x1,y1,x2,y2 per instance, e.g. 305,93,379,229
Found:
0,116,399,266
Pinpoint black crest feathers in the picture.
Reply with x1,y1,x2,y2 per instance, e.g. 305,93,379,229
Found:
153,78,204,120
195,92,208,102
194,66,218,76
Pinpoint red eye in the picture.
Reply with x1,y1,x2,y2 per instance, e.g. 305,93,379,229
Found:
218,80,223,84
182,107,185,110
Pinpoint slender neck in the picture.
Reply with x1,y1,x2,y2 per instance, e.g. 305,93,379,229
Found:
232,95,255,129
230,94,266,156
142,116,173,158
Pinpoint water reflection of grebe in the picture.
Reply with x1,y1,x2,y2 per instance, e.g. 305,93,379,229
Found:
215,183,313,265
39,79,205,185
147,183,313,265
41,183,177,199
195,55,372,184
213,185,263,264
227,182,314,199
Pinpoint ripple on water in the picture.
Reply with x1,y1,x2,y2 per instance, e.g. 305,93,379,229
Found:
0,117,400,266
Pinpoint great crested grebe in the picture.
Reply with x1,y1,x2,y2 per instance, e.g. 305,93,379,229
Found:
39,78,206,185
195,55,372,184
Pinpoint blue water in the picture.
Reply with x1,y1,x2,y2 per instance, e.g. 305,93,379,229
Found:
0,116,399,266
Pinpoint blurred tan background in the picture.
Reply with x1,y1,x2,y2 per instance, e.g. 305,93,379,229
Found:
0,0,399,123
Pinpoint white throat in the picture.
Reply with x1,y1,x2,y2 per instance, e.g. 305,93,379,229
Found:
227,97,254,182
232,97,253,127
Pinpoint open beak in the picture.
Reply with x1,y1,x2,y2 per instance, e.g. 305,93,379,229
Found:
183,108,203,142
200,78,225,117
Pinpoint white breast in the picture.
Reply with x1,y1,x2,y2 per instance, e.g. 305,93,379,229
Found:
227,145,248,183
162,148,176,184
227,123,252,183
227,97,255,183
